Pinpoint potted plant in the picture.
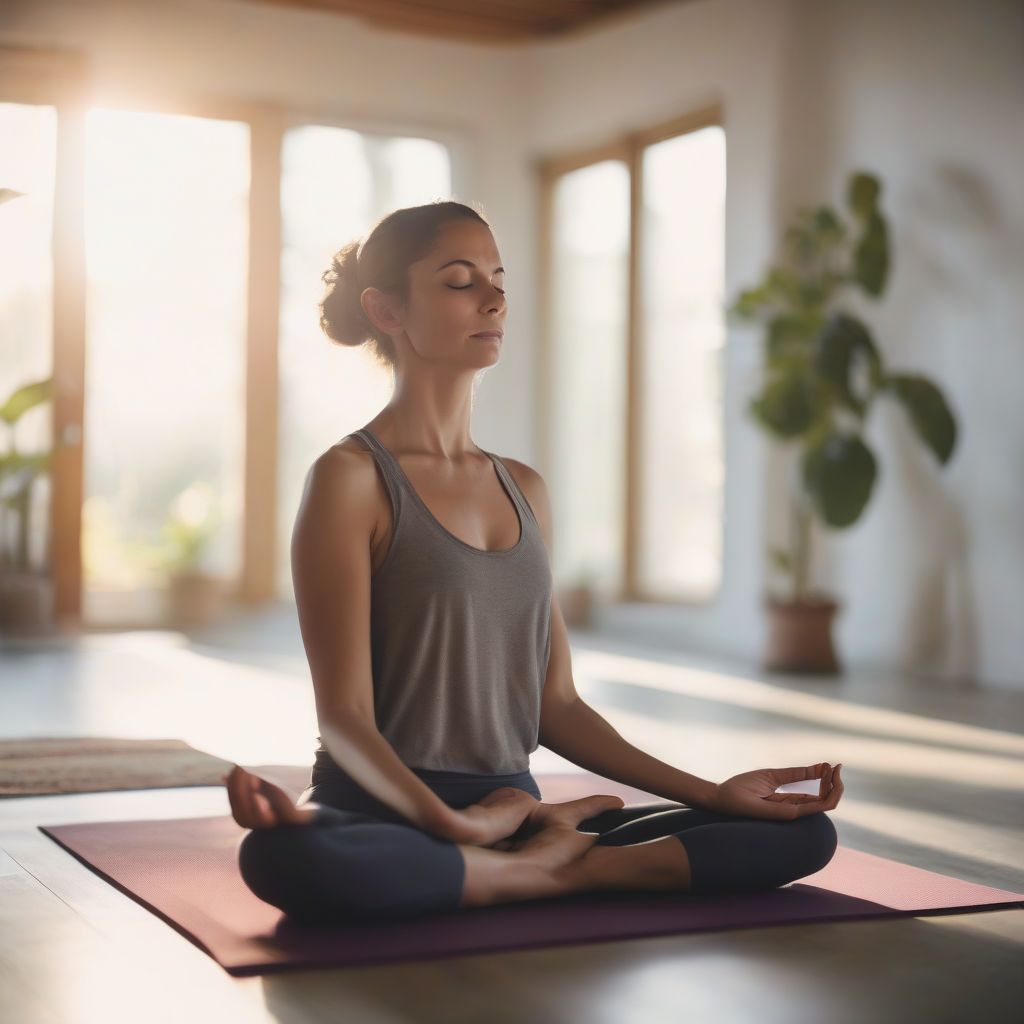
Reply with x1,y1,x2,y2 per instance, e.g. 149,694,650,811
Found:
0,186,61,636
559,567,598,629
729,170,958,673
159,481,226,627
0,375,60,634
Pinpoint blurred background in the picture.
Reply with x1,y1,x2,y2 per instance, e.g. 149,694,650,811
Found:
0,0,1021,691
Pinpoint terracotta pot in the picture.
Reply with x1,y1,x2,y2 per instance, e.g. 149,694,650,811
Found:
166,571,226,627
559,583,595,629
0,572,55,636
762,593,842,674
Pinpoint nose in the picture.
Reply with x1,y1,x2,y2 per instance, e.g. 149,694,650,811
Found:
482,285,506,315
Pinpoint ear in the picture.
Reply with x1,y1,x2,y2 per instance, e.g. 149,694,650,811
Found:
361,286,404,336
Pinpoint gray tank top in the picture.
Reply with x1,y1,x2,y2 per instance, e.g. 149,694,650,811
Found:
312,425,553,777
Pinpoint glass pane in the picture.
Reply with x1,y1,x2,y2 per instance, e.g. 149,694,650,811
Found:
276,128,451,598
549,161,630,598
81,109,249,626
637,125,726,600
0,103,57,576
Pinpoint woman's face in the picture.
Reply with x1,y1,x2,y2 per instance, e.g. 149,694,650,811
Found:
371,219,508,371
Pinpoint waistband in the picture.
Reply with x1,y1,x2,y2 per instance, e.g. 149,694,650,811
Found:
305,761,541,818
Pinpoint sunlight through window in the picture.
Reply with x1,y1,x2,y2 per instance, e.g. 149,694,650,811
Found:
81,108,249,625
638,125,726,600
548,161,630,598
0,102,57,575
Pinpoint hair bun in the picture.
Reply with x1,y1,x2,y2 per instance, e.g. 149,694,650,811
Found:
319,240,373,348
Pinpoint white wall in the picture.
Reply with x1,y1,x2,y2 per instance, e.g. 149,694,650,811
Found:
2,0,1020,687
774,0,1024,689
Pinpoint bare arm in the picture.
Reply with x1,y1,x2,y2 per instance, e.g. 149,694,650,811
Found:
292,447,464,838
504,458,718,809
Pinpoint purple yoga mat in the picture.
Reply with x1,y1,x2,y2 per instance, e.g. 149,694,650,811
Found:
39,775,1024,976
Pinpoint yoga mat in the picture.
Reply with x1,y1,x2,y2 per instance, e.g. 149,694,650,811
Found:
39,780,1024,976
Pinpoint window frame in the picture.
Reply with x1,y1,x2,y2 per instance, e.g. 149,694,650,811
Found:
536,104,725,605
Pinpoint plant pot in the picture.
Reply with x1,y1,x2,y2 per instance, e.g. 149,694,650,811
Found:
762,593,842,674
559,582,595,629
166,571,226,628
0,571,55,635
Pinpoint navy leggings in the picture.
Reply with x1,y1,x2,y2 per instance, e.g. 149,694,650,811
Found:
236,767,838,924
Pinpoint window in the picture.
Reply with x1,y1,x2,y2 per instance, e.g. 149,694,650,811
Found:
0,101,57,579
637,125,726,600
545,160,630,596
80,109,250,626
540,111,726,604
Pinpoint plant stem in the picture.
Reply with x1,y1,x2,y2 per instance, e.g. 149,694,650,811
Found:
790,486,813,602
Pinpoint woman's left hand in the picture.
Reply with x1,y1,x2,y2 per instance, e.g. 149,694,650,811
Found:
712,762,843,820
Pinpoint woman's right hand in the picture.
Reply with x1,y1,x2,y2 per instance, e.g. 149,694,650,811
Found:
435,786,540,846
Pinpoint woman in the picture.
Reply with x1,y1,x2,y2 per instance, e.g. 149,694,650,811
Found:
224,200,843,924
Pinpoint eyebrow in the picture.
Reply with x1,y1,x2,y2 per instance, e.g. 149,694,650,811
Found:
434,259,505,273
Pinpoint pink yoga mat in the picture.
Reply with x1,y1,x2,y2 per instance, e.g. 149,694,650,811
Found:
39,773,1024,976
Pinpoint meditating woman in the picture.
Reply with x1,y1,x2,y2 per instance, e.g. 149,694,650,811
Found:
224,200,843,923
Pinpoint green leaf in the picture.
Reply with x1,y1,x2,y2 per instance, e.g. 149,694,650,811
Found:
730,284,773,318
815,312,885,413
0,377,54,426
749,364,827,438
769,546,792,572
847,172,881,221
812,206,844,238
852,210,889,297
802,432,878,528
766,310,825,365
0,451,51,502
884,374,958,464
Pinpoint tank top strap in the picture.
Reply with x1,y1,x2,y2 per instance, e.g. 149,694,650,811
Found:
347,428,407,519
483,451,539,526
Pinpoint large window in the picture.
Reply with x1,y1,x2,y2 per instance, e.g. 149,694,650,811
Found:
541,112,726,604
637,125,726,600
546,161,630,597
81,109,250,626
0,102,57,580
276,128,452,598
0,47,461,627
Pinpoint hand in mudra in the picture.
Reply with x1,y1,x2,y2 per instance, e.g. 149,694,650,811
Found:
471,787,626,851
713,761,844,820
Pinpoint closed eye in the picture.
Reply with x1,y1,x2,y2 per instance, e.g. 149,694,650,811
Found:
449,284,505,293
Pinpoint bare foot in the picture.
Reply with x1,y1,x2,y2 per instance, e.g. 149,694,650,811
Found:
222,764,317,829
504,794,625,872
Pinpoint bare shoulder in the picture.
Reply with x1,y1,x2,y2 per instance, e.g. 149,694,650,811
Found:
297,436,382,532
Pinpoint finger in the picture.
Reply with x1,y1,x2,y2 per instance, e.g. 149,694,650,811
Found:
796,764,844,817
252,790,275,827
829,764,844,807
259,779,295,819
245,773,274,827
819,763,833,800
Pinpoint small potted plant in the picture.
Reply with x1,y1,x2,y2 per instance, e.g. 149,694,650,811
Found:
559,567,598,629
0,375,60,634
159,481,226,627
729,170,958,673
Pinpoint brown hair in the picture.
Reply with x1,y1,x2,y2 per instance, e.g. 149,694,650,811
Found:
318,199,490,370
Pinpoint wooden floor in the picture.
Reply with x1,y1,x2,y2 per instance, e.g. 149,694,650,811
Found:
1,607,1022,1023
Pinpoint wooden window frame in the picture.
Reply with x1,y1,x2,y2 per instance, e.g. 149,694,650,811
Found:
0,48,470,627
535,104,724,605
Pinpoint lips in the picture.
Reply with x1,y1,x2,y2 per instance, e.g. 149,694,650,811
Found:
471,330,504,339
